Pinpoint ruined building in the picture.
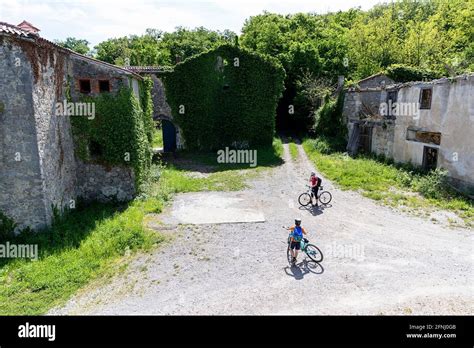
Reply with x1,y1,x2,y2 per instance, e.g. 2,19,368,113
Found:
344,72,474,194
0,21,146,231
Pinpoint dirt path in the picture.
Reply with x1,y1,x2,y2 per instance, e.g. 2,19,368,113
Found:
51,143,474,315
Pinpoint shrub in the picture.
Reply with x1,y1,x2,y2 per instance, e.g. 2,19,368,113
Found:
385,64,442,83
412,168,449,199
305,136,346,154
0,211,16,243
313,91,346,139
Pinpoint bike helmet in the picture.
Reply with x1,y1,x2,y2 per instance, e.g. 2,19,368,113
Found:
310,172,315,176
295,218,302,225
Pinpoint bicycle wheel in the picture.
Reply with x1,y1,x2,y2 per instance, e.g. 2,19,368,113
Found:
287,245,293,265
298,193,312,206
318,191,332,205
305,244,323,263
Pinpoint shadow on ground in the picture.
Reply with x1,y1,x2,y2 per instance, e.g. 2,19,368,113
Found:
284,259,324,280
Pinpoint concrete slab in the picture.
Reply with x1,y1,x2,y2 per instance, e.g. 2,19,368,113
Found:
160,192,265,224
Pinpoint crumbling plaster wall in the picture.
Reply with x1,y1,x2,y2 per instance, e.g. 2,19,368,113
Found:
393,75,474,186
343,88,394,157
343,74,473,190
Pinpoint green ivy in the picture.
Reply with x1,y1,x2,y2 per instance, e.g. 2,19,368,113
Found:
385,64,442,83
70,84,153,190
139,77,155,144
313,91,346,139
161,44,285,150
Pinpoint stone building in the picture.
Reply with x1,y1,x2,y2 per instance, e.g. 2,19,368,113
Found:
0,21,145,231
343,72,474,193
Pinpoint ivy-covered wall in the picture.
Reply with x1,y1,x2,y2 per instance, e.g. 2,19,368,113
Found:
162,44,285,150
70,78,153,189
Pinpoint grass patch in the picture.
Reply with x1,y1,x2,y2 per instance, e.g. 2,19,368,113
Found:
151,128,163,148
174,137,284,171
0,200,164,315
289,142,298,160
148,165,251,198
303,138,473,226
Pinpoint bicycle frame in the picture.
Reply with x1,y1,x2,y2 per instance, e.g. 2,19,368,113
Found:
288,234,309,251
307,185,324,198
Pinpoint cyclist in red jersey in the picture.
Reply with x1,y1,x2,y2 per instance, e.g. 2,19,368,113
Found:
309,172,321,207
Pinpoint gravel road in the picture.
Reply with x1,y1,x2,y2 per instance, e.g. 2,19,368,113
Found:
51,143,473,315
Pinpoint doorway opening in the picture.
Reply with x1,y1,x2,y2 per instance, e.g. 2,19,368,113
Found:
161,119,177,152
422,146,438,171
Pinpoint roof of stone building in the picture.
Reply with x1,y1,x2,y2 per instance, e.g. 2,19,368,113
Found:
356,72,392,84
0,21,33,37
346,72,474,92
0,20,142,79
17,20,40,34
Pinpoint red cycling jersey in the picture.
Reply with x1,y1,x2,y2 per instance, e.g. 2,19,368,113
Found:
310,176,318,186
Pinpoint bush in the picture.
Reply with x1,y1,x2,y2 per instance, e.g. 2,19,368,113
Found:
0,211,16,243
162,44,285,150
385,64,442,83
313,91,346,139
305,136,346,154
412,168,449,199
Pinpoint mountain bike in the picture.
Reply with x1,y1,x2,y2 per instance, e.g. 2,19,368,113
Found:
284,228,323,264
298,185,332,207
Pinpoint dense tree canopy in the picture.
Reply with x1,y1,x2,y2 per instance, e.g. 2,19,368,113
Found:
70,0,472,135
94,27,236,66
55,37,91,55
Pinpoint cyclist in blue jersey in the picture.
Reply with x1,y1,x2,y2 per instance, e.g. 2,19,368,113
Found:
286,218,308,264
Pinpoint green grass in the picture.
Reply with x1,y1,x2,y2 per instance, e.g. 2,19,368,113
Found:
303,138,473,226
289,142,298,160
0,138,284,315
174,137,284,171
151,128,163,148
0,199,164,315
149,165,251,197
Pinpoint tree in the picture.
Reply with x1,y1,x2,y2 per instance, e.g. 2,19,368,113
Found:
55,37,91,55
159,27,236,64
94,27,236,66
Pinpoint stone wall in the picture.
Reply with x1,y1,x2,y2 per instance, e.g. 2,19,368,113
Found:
0,37,143,231
358,73,395,89
69,55,130,99
372,121,395,158
32,47,77,227
0,37,47,230
150,74,185,149
75,161,135,202
151,75,172,119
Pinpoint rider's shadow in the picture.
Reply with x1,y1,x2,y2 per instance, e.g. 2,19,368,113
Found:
299,204,327,216
284,260,324,280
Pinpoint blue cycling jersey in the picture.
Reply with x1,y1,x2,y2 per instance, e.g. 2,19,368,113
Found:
292,226,303,241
